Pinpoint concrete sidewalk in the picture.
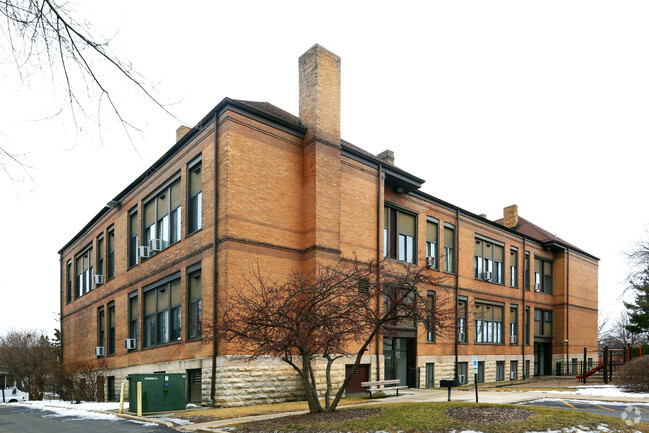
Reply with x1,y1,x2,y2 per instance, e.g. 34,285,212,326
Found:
172,388,649,432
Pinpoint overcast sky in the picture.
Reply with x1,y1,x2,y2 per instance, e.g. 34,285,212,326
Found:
1,1,647,337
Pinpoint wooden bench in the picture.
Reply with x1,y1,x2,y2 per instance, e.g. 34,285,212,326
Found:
360,379,408,398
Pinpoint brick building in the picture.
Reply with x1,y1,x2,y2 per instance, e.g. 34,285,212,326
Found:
58,44,598,405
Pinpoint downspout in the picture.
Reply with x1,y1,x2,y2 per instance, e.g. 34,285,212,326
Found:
454,209,459,381
210,115,219,404
566,249,570,367
522,236,526,378
59,255,64,364
375,163,383,381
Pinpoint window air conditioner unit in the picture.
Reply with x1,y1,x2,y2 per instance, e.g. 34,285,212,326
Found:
149,238,163,252
137,246,150,261
93,274,104,285
482,272,493,281
426,256,436,269
458,374,466,384
94,346,104,357
124,338,137,350
534,283,541,292
511,335,517,344
510,371,517,380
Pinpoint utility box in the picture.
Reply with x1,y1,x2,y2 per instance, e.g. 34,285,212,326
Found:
128,373,186,413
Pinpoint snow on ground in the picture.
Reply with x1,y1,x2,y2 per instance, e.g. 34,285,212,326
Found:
10,400,159,425
531,397,649,407
530,385,649,399
148,413,194,425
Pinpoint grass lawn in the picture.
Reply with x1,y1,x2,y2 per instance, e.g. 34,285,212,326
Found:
224,402,649,433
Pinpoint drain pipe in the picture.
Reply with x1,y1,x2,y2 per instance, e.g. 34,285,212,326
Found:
566,249,570,368
375,163,383,381
454,209,460,381
522,236,526,379
210,114,220,404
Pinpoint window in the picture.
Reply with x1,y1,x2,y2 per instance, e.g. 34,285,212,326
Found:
188,267,202,339
525,360,530,379
510,305,518,344
188,159,202,234
474,238,503,283
533,257,553,294
496,361,505,381
425,218,438,269
66,260,72,303
425,363,435,388
458,362,468,384
525,306,530,345
144,178,181,253
128,208,138,267
107,303,115,355
426,291,435,343
143,276,181,348
107,376,115,402
474,302,504,344
477,361,485,383
107,226,115,280
510,248,518,287
510,360,518,380
444,224,455,273
524,252,530,291
75,246,93,297
129,292,138,349
457,298,467,343
534,309,553,337
97,234,105,278
97,307,105,353
384,206,416,263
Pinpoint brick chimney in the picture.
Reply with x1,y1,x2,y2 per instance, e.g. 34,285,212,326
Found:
298,44,342,262
377,149,394,165
176,125,191,142
503,204,519,228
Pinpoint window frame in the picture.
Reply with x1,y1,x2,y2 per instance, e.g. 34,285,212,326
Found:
128,291,139,351
188,156,203,236
143,174,182,254
533,256,553,294
187,263,202,340
142,273,182,349
425,217,439,270
97,234,105,279
474,301,505,344
107,302,115,356
66,260,72,304
107,226,115,280
97,306,105,355
457,297,468,344
128,207,139,268
75,244,94,298
426,291,435,343
510,305,518,345
510,247,518,288
443,223,455,273
383,204,417,265
474,236,504,284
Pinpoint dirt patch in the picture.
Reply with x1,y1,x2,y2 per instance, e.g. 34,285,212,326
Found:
445,406,534,424
231,408,381,432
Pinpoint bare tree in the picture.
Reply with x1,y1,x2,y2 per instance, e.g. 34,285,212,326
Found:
0,329,56,400
599,310,648,349
51,358,107,402
207,259,452,413
0,0,173,178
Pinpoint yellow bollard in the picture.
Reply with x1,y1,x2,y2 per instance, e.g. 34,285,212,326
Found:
118,382,125,414
137,381,142,417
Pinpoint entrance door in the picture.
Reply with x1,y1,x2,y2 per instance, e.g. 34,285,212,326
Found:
534,342,553,375
187,369,202,404
383,337,416,387
344,364,369,395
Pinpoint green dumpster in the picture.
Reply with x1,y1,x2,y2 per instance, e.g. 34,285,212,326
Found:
128,373,186,413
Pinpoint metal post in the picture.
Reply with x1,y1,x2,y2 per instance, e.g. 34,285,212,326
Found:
474,373,479,403
137,381,142,416
609,349,613,382
447,387,451,402
583,347,587,384
603,346,609,384
118,382,125,414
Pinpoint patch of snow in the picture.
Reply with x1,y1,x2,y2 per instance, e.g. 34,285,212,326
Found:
530,385,649,399
149,414,194,425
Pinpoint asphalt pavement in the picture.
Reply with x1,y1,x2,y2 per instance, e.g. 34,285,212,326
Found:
0,404,178,433
521,398,649,425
